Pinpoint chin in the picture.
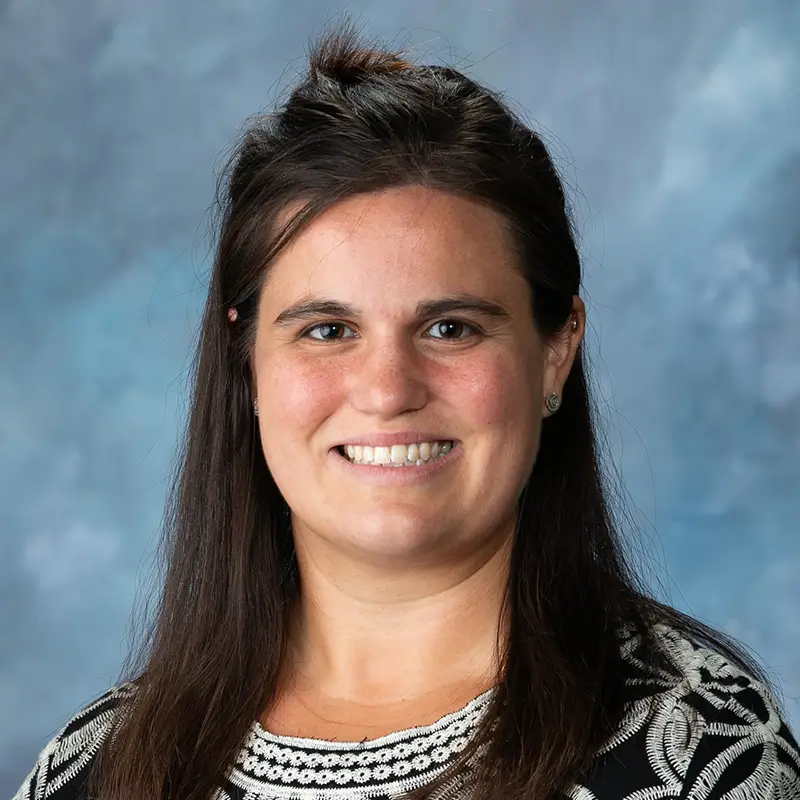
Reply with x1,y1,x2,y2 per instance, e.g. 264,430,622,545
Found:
337,514,453,559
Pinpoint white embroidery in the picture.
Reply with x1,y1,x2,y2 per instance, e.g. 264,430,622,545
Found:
13,625,800,800
222,691,490,799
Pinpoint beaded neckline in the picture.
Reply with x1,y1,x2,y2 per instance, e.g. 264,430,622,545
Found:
251,687,495,748
225,688,495,798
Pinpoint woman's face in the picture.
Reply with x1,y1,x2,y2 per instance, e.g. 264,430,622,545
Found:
253,186,575,566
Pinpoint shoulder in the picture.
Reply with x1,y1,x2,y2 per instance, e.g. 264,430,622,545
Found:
12,683,135,800
573,621,800,798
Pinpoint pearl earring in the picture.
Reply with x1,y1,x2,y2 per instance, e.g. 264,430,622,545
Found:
253,398,259,417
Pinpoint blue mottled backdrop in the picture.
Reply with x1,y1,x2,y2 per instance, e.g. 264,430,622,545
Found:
1,0,798,792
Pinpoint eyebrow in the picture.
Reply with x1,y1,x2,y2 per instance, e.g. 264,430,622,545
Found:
272,294,512,326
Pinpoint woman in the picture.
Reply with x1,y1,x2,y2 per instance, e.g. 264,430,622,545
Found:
15,26,800,800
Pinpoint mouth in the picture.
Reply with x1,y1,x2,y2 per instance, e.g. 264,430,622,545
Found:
335,440,456,467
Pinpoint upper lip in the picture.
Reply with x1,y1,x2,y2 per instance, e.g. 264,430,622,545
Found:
334,432,457,448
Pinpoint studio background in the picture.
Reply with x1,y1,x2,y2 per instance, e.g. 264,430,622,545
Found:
1,1,798,793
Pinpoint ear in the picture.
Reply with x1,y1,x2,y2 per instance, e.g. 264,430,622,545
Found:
541,295,585,417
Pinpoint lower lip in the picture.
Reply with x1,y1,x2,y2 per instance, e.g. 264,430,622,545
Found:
328,443,461,484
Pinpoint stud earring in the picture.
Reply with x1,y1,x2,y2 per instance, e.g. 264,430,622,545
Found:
545,392,561,414
253,398,259,417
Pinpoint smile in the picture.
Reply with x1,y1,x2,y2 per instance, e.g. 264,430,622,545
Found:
336,440,455,467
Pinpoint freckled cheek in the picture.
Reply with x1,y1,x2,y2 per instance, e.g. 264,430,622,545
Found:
259,358,345,437
439,356,535,427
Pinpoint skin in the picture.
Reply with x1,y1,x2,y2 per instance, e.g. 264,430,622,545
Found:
251,186,584,739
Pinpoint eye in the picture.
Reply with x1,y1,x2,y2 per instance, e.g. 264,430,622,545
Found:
302,322,357,341
425,319,478,340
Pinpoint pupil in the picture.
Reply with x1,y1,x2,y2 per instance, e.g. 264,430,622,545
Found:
322,324,340,339
439,321,460,337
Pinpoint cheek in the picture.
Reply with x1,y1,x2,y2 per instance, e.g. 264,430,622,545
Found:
442,352,539,428
259,356,344,439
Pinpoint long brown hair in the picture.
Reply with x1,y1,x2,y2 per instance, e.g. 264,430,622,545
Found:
89,21,787,800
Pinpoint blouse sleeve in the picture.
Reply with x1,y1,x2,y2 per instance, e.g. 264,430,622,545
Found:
12,686,131,800
679,677,800,799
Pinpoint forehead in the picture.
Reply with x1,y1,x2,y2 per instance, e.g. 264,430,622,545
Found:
262,187,528,306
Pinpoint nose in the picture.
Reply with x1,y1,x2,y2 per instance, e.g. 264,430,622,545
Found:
347,338,429,419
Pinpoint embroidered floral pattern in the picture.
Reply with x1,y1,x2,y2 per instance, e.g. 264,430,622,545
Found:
13,624,800,800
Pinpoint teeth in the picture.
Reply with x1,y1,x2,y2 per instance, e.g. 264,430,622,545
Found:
373,446,391,465
340,441,455,466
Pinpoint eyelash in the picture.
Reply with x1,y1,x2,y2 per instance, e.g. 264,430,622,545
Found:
299,319,482,342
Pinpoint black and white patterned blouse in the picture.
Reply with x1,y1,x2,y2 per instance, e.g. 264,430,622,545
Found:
13,622,800,799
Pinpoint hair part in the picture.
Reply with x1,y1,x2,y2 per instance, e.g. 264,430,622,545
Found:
89,21,787,800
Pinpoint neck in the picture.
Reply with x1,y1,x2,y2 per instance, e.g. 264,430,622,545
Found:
286,530,512,705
